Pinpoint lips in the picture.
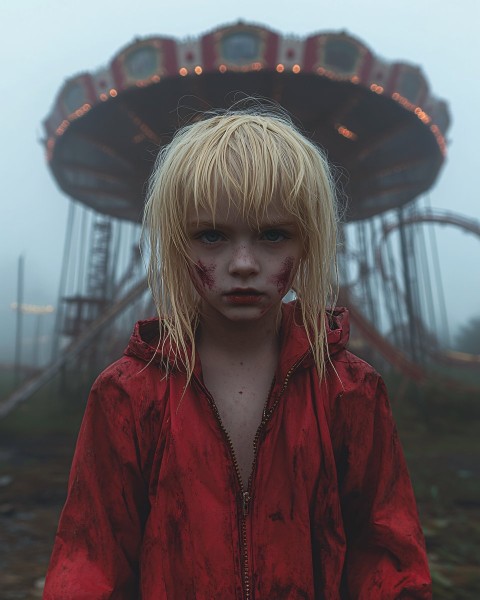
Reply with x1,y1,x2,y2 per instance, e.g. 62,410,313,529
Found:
224,288,262,296
223,289,264,304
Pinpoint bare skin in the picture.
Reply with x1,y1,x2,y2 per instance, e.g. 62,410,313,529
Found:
187,199,303,484
197,324,279,485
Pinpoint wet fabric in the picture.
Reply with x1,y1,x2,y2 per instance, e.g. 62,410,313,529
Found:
44,302,431,599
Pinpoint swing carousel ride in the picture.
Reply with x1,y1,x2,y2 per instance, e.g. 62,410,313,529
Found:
3,21,480,415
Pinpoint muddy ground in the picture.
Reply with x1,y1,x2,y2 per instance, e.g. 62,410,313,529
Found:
0,377,479,599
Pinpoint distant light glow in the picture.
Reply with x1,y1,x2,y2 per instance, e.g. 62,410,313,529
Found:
414,106,431,124
392,92,446,156
430,123,447,156
392,92,416,111
336,124,358,141
370,83,384,94
46,137,55,161
67,103,91,122
179,67,188,76
316,66,349,81
194,65,203,75
11,302,55,315
292,64,301,73
55,119,70,136
276,64,284,73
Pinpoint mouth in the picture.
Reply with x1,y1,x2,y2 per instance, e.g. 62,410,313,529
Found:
224,288,262,295
223,289,264,304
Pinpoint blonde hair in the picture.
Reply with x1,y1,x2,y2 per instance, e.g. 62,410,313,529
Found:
142,107,338,383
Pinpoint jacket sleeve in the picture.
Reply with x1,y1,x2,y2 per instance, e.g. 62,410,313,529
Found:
43,365,151,600
332,365,432,599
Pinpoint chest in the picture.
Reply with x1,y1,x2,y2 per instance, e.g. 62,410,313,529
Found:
201,367,276,486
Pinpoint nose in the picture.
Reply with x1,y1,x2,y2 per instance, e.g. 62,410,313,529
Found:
228,243,260,277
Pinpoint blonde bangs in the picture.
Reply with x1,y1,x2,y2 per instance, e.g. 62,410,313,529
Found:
142,109,339,384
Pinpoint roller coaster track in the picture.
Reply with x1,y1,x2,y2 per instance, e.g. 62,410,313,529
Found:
338,288,426,381
375,208,480,368
376,208,480,277
380,209,480,238
0,278,148,418
343,295,480,395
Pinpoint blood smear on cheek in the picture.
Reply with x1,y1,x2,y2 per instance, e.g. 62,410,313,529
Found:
273,256,294,295
194,260,215,290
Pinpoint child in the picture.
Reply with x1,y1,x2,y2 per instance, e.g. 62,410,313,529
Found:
44,109,431,599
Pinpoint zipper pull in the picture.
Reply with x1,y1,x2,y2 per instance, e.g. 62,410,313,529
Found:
242,491,251,516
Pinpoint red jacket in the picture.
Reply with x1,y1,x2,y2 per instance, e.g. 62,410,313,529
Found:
44,303,431,599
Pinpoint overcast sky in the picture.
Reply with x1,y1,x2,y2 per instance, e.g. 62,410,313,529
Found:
1,0,479,363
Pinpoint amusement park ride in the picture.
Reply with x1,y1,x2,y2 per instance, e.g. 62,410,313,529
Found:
3,21,480,415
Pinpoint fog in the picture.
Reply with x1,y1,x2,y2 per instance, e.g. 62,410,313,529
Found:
1,0,479,365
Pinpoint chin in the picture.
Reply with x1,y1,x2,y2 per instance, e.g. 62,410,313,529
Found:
223,303,278,321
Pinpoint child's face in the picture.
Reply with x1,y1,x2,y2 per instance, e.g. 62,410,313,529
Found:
186,197,303,324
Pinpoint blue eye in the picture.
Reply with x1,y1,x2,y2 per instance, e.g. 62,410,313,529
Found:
199,230,223,244
262,230,286,242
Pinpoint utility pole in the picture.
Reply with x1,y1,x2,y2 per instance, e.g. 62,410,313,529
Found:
14,255,24,386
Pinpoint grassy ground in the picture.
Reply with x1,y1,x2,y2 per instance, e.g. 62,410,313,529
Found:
0,370,479,598
390,378,480,598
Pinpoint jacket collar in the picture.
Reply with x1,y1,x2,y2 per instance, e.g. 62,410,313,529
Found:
124,301,349,372
277,302,349,372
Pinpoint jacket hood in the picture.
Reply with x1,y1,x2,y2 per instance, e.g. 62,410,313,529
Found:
124,301,350,370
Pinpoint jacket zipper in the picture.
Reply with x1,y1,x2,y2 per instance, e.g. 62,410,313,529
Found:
193,353,306,600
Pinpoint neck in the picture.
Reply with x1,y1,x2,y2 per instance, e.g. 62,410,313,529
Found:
196,307,281,360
